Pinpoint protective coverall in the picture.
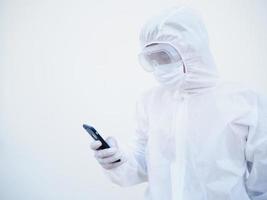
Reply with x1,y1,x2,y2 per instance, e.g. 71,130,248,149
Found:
103,6,267,200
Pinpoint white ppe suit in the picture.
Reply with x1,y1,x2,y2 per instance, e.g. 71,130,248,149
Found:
103,6,267,200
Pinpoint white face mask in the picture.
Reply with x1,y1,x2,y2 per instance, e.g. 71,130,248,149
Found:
153,62,185,86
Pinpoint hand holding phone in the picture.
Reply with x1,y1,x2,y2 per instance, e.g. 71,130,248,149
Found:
83,124,124,168
83,124,112,150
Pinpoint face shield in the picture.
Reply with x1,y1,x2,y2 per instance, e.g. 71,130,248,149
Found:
138,43,184,72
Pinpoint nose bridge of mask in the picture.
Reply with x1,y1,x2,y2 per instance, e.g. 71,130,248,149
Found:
155,61,183,71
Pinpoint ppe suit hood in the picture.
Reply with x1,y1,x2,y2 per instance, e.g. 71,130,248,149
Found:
139,6,220,94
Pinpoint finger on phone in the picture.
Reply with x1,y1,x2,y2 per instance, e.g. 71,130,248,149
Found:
94,147,117,158
98,151,122,164
102,160,123,170
90,140,102,150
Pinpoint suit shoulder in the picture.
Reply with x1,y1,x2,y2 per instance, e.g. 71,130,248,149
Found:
217,82,257,97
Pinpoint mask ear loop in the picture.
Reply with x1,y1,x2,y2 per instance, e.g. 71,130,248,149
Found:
182,63,186,73
174,47,186,74
172,49,186,73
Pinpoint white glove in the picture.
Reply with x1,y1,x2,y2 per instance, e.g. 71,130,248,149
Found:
90,136,126,170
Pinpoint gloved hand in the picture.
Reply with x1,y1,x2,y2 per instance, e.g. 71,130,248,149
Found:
90,136,126,170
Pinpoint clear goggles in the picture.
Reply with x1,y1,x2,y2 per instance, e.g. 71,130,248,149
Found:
138,43,182,72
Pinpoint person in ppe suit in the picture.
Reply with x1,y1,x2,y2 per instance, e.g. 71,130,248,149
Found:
90,6,267,200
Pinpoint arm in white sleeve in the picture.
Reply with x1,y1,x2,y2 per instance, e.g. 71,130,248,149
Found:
103,93,150,187
245,94,267,200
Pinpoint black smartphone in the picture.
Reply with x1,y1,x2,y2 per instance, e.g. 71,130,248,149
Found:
83,124,120,163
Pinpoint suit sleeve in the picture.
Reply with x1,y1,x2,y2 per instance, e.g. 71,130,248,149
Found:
245,94,267,200
102,93,149,187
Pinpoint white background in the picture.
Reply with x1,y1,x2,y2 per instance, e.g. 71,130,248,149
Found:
1,0,267,199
